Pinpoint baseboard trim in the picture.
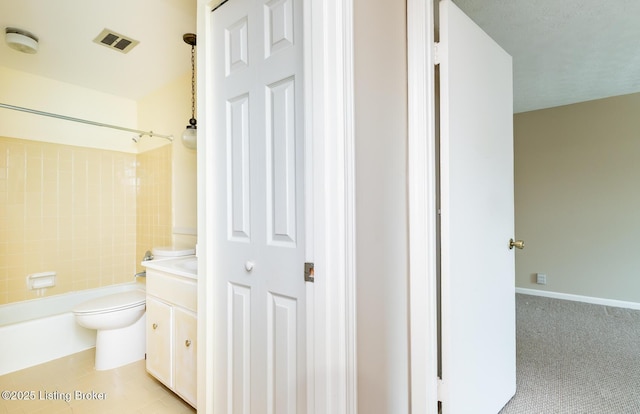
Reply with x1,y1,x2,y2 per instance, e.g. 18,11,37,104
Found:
515,287,640,310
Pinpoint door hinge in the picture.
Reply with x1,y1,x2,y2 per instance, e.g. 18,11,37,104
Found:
434,42,441,66
304,262,315,283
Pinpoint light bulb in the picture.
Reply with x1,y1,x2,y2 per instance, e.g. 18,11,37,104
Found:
182,122,197,150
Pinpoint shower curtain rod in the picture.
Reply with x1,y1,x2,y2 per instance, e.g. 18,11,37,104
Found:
0,102,174,142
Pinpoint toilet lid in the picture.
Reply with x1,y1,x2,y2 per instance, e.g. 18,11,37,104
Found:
73,290,146,314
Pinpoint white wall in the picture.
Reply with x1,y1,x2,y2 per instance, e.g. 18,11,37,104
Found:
354,0,409,411
514,92,640,302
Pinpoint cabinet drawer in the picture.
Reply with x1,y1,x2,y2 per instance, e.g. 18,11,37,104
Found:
146,270,197,312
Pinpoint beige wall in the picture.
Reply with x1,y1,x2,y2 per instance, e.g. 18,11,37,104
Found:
138,72,198,248
0,137,139,304
0,67,197,247
0,67,139,153
514,92,640,302
0,138,173,305
135,145,173,273
0,67,196,304
355,0,409,411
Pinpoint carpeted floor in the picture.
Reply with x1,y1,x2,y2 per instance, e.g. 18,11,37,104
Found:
499,294,640,413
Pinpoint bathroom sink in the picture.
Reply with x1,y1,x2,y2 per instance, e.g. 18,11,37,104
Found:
177,258,198,272
142,256,198,278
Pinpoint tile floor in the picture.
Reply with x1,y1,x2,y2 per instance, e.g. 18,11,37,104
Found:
0,349,196,414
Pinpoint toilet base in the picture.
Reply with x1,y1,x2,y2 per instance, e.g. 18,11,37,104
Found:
95,313,146,371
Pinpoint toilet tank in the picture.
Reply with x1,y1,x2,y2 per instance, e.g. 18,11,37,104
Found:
152,246,195,260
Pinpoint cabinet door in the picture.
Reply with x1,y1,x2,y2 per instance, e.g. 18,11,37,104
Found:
174,307,197,407
146,296,173,387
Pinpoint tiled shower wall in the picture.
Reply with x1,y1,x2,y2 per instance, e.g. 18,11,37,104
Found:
136,145,172,273
0,137,172,305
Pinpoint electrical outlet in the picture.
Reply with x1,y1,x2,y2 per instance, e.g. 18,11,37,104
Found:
536,273,547,285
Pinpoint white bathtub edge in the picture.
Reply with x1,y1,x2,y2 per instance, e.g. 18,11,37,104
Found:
0,313,96,376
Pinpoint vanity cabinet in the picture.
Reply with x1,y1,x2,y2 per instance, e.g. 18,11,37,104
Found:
145,268,197,408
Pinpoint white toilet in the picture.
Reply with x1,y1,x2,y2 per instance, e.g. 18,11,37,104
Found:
72,246,194,371
73,290,146,370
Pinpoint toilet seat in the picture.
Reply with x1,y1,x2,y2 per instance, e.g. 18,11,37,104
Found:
73,290,146,316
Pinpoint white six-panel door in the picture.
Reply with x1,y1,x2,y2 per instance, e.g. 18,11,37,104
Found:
438,0,516,413
211,0,306,412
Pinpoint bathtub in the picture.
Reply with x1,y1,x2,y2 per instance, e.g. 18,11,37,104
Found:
0,282,144,376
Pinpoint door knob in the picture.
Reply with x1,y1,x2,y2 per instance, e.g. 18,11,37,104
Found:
509,239,524,250
245,260,255,272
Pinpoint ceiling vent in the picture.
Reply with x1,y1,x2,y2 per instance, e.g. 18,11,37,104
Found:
93,28,139,54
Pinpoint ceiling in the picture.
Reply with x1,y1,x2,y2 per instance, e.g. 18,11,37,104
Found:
453,0,640,113
0,0,196,101
1,0,639,113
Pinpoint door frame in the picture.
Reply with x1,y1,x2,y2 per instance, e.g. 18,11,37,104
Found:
196,0,358,413
407,0,439,413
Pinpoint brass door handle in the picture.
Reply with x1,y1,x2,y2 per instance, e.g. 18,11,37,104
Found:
152,323,158,330
185,339,192,347
509,239,524,250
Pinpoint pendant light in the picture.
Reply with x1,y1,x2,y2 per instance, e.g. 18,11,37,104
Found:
182,33,197,150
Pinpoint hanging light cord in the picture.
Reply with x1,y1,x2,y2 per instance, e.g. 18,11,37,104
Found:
190,43,196,123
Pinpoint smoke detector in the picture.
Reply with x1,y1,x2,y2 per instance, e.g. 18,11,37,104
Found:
93,28,139,54
5,27,39,54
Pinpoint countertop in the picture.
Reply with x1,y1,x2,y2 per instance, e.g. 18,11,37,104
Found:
141,255,198,279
